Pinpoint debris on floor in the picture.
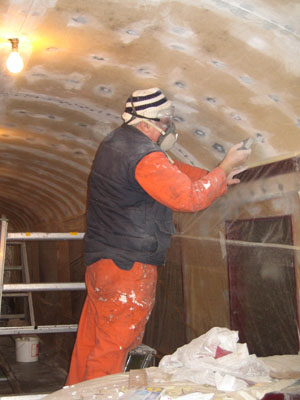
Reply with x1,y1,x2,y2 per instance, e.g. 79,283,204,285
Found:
41,327,300,400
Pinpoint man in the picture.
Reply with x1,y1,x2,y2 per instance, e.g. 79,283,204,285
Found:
66,88,251,385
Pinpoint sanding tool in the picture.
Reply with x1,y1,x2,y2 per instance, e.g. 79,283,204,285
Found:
238,137,253,150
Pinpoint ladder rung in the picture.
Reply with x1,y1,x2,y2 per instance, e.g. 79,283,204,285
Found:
7,232,84,241
3,292,29,297
3,282,86,292
0,324,78,335
4,266,23,271
1,313,25,319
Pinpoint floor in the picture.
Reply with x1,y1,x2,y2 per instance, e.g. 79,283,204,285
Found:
0,335,67,396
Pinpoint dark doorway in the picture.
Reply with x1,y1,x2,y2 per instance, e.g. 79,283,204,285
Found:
225,215,299,356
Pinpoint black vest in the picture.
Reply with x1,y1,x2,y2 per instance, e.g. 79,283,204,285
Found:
84,124,175,270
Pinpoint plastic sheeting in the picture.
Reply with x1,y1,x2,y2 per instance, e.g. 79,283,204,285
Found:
144,156,300,361
159,327,270,391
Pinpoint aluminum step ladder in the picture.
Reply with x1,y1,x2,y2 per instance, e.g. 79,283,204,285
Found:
0,216,86,335
1,240,35,325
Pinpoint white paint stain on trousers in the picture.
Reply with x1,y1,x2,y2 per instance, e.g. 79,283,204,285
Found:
118,293,127,304
129,290,144,307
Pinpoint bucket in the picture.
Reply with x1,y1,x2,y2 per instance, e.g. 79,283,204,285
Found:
15,336,39,362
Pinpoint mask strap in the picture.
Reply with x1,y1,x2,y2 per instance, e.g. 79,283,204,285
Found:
125,97,160,124
143,119,166,136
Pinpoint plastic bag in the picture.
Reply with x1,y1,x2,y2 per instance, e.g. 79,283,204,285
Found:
159,327,270,391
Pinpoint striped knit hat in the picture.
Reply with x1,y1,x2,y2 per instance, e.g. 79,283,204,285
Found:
122,87,172,125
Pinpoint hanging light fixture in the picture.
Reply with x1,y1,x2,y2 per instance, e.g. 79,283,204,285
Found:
6,38,24,74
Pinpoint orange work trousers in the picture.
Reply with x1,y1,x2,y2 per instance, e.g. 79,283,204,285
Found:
66,259,157,385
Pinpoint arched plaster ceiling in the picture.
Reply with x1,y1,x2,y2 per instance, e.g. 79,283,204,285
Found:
0,0,299,231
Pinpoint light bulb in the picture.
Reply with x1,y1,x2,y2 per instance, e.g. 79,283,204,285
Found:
6,38,24,74
6,51,24,73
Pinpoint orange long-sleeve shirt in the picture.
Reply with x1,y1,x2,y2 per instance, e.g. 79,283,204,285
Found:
135,152,227,212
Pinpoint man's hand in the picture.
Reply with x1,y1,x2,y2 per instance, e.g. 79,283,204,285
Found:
226,166,248,185
219,142,252,185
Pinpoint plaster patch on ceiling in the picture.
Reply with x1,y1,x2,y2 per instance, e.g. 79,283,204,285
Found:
174,81,186,89
194,127,211,138
88,54,108,65
165,68,191,95
26,66,88,90
136,66,157,77
212,142,226,154
67,15,88,27
118,20,149,44
211,60,227,69
170,25,196,38
159,35,196,57
268,94,280,103
76,122,88,128
63,75,87,90
150,13,198,56
94,85,114,96
247,36,267,50
239,75,254,85
169,43,190,53
204,97,218,106
222,107,247,123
